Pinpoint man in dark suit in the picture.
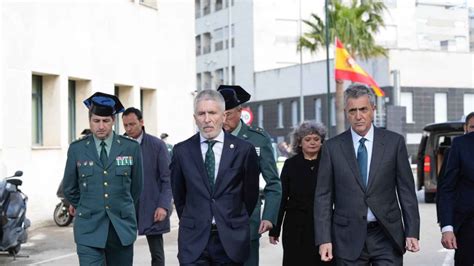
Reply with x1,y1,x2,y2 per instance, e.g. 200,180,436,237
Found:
170,89,260,265
217,85,282,266
63,92,143,265
438,112,474,265
122,107,172,266
314,84,420,264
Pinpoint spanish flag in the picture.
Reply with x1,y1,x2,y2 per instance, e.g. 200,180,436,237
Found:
334,37,385,97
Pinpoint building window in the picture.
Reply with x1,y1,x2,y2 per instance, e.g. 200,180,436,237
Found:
224,24,235,49
203,72,212,90
114,86,121,134
291,101,298,127
400,92,414,123
139,0,158,9
196,73,202,91
314,98,322,123
225,0,234,8
225,66,234,84
277,102,284,128
203,32,212,54
32,75,43,145
464,93,474,116
434,93,447,123
195,35,201,56
258,104,263,128
68,80,76,143
214,28,224,51
215,68,224,87
203,0,210,15
330,96,336,126
195,0,201,18
215,0,223,11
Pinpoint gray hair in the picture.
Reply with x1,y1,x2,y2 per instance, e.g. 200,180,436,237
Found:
290,120,327,155
344,84,376,108
193,90,226,114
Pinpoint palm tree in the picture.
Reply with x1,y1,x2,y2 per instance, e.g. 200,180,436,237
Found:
299,0,387,134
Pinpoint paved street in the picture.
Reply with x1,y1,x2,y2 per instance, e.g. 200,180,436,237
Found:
0,196,455,265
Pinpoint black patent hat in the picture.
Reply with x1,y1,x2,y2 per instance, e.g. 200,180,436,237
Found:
83,92,125,116
217,85,251,110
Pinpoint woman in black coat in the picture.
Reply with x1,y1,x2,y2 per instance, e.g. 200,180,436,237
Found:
269,121,333,266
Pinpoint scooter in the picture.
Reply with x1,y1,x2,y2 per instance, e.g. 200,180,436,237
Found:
53,180,73,227
0,170,30,257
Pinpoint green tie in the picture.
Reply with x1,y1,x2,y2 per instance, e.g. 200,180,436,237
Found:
205,140,217,193
100,141,108,166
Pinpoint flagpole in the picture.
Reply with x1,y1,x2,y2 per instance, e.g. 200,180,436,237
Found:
299,0,304,123
325,0,331,137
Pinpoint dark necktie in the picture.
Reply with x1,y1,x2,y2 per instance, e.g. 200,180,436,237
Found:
357,138,368,188
100,141,108,166
205,140,217,193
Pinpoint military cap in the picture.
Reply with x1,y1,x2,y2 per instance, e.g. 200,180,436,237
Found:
83,92,125,116
217,85,251,110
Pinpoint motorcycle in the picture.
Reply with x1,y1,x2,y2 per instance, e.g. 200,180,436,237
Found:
53,180,73,227
0,170,30,257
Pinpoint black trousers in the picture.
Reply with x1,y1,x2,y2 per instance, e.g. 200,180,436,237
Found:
455,217,474,266
146,234,165,266
76,222,133,266
181,229,242,266
336,222,402,266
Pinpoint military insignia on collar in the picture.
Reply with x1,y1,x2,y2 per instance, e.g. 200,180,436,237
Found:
242,134,248,138
255,147,261,156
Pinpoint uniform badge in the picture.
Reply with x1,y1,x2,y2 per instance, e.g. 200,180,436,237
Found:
77,161,81,167
116,156,134,166
255,147,261,156
89,161,94,166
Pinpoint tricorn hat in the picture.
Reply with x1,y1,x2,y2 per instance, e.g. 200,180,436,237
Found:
83,92,125,116
217,85,251,110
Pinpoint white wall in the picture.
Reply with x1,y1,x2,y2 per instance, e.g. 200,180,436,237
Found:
0,0,195,225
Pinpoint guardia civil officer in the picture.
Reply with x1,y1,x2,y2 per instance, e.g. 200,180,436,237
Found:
62,92,143,266
218,85,282,266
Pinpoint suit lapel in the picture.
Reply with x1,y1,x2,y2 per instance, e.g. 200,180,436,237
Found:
214,133,235,193
84,135,100,163
340,130,366,191
367,128,385,191
105,134,122,169
189,133,212,194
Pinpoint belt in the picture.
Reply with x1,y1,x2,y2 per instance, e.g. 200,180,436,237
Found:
211,224,218,232
367,221,379,229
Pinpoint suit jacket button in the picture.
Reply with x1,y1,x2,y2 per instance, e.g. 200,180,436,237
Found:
103,170,108,175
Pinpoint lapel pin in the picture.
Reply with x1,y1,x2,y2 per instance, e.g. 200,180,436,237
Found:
86,141,90,145
230,144,235,149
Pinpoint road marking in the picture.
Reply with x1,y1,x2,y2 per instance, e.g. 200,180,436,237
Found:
28,252,76,265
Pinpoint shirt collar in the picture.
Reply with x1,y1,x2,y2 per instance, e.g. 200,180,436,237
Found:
93,131,114,148
231,120,243,136
200,129,225,144
351,124,374,144
136,130,144,144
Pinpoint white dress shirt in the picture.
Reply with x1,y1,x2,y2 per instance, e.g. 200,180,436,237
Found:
351,124,377,222
199,130,224,180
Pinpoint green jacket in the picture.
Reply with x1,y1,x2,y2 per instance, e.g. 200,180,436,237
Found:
236,121,282,240
62,134,143,248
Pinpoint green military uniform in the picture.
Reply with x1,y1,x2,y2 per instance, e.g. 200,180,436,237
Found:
232,120,282,266
63,133,143,265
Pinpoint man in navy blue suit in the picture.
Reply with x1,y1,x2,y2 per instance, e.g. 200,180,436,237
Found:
170,89,260,265
438,111,474,265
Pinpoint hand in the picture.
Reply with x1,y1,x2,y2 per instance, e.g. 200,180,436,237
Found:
269,236,279,245
258,220,273,234
154,207,167,222
405,237,420,252
68,205,75,216
441,231,457,249
319,243,333,262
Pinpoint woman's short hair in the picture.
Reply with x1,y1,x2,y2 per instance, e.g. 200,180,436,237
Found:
290,120,327,154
